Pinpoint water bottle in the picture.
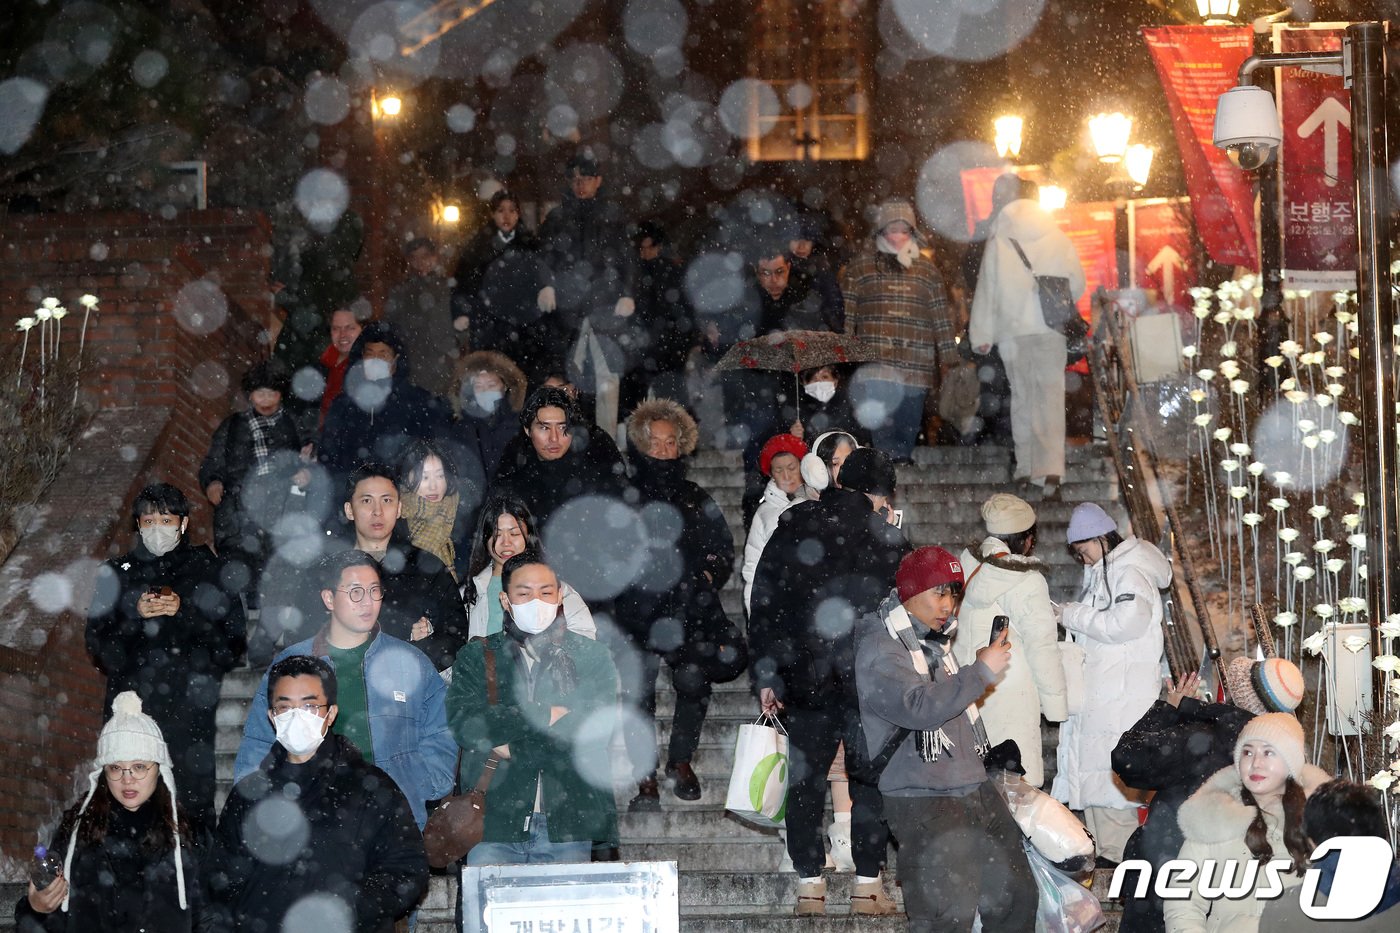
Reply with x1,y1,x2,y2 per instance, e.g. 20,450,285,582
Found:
30,845,60,891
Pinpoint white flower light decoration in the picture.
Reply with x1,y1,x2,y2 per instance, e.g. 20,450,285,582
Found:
1314,332,1334,346
40,297,58,310
1309,505,1332,520
1265,355,1284,369
1340,597,1367,615
1369,770,1397,792
1182,345,1197,359
1275,611,1298,628
1268,498,1290,512
1247,462,1265,477
1382,616,1400,640
1349,533,1369,550
16,317,34,332
1283,551,1304,566
1197,368,1217,382
79,294,99,309
1339,411,1360,426
1229,486,1249,500
1279,340,1303,357
1344,633,1369,651
1303,629,1328,655
1220,341,1238,359
1193,414,1213,427
1294,565,1316,581
1325,365,1346,378
1189,389,1207,403
1243,512,1263,527
1353,493,1366,507
1229,442,1252,457
1315,603,1336,620
1220,458,1240,473
34,306,52,321
1278,527,1300,543
1326,557,1347,574
1219,359,1241,379
1377,657,1400,675
1274,471,1294,487
1213,428,1232,443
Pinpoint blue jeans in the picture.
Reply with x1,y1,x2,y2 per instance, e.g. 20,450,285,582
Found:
466,812,593,866
854,379,925,460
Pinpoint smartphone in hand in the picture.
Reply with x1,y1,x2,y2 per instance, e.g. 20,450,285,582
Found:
989,614,1009,646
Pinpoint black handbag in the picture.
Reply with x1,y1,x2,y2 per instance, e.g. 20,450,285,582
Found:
1009,239,1089,365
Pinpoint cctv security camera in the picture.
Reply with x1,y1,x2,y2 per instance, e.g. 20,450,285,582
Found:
1213,84,1282,171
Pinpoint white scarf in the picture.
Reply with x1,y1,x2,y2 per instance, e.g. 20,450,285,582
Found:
883,604,990,762
876,235,920,268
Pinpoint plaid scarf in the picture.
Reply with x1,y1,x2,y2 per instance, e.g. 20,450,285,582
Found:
884,603,991,763
401,490,460,580
248,410,283,477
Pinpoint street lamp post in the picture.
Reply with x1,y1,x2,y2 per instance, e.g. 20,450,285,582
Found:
1195,0,1240,26
1089,112,1133,163
1218,22,1395,696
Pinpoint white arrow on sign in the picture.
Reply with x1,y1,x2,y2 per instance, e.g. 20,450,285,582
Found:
1146,245,1188,298
1297,97,1350,188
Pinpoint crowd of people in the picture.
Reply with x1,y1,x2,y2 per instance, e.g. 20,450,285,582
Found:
17,156,1398,933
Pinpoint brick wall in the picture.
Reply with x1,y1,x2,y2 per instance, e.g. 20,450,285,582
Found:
0,210,272,869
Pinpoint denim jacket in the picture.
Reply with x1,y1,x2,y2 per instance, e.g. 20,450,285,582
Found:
234,626,457,827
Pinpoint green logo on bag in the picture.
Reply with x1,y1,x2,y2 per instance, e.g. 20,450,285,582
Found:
749,752,788,822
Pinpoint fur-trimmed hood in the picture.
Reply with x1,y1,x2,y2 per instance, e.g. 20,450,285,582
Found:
1178,763,1334,846
626,398,698,457
454,350,527,414
959,536,1046,608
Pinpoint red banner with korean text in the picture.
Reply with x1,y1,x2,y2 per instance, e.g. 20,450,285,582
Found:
1128,198,1197,312
1055,202,1118,318
1055,201,1118,376
1274,23,1356,291
1142,26,1257,269
959,165,1050,238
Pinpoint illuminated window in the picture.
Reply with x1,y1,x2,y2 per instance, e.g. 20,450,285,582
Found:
747,0,870,162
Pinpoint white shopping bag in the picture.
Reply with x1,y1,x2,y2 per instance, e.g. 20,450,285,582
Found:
993,771,1096,870
725,713,788,827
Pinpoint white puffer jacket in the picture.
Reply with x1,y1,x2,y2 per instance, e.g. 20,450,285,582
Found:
969,198,1087,348
742,479,804,613
953,537,1069,787
1052,535,1169,810
1163,763,1332,933
465,566,597,640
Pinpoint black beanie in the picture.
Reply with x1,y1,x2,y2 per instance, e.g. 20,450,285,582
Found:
838,447,896,496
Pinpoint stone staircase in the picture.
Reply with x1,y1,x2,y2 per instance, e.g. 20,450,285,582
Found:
204,441,1126,932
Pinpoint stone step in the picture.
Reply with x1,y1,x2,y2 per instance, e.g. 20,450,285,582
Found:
680,871,902,909
624,837,786,871
895,480,1117,503
618,808,780,841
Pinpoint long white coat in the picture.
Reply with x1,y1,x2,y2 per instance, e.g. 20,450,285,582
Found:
1052,535,1170,810
968,198,1087,349
953,537,1069,787
741,479,804,614
465,566,597,640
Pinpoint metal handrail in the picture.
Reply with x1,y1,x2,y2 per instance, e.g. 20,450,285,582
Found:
1087,290,1225,685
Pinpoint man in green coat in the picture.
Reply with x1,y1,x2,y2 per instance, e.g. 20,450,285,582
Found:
448,550,620,863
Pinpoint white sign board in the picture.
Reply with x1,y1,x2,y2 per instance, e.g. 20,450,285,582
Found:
461,861,680,933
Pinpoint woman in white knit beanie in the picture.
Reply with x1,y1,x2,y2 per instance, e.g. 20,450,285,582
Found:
1164,713,1332,933
16,691,200,931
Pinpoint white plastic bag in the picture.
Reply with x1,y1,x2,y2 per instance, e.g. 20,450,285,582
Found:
725,713,788,827
1024,839,1106,933
994,771,1095,868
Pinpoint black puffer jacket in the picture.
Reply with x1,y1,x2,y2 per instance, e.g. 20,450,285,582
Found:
614,452,734,647
85,539,244,828
491,429,628,531
318,327,452,482
206,733,428,933
15,802,204,933
1109,696,1255,933
538,193,635,334
748,487,910,708
452,226,546,349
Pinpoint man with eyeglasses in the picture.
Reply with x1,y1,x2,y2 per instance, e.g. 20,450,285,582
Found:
209,654,428,932
233,549,456,830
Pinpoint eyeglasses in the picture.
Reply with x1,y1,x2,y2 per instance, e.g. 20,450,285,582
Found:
272,702,329,716
105,763,155,780
337,584,384,603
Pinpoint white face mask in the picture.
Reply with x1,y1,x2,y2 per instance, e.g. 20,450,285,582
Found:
139,524,182,556
803,380,837,404
272,708,328,758
362,358,392,382
474,389,504,412
508,598,561,635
